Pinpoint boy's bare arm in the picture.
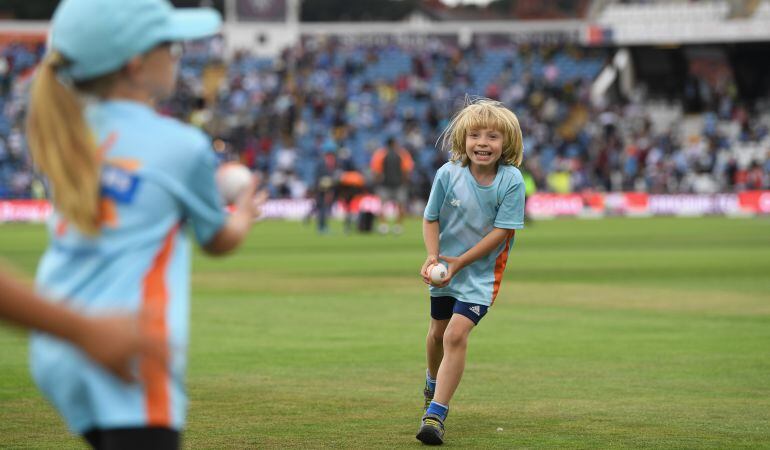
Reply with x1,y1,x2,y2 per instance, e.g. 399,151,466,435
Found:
420,219,441,284
437,228,513,285
423,219,440,258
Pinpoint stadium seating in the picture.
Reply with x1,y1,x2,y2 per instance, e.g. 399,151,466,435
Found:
0,36,768,199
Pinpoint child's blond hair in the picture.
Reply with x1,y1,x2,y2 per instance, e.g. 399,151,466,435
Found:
26,51,102,236
438,97,523,167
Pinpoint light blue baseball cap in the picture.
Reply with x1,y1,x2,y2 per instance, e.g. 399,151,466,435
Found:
50,0,222,81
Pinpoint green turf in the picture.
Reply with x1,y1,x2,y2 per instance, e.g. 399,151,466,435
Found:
1,217,769,448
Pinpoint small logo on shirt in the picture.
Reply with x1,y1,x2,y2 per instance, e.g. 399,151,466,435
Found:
101,165,140,203
469,305,481,316
450,198,461,207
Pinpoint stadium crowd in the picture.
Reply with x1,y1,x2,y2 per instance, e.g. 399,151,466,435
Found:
1,37,769,200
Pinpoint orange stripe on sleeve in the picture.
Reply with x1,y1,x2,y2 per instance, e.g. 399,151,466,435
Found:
107,158,142,172
491,229,515,305
96,132,118,160
140,224,179,427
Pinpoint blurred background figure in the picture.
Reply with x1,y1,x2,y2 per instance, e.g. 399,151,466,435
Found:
370,137,414,235
336,146,367,234
19,0,263,448
311,139,339,234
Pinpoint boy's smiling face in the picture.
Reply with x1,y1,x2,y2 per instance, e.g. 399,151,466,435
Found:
465,128,503,168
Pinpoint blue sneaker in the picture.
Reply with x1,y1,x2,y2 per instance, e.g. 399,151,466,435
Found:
416,413,445,445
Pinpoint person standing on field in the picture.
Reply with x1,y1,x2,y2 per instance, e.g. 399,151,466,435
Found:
417,98,525,445
370,136,414,235
24,0,265,448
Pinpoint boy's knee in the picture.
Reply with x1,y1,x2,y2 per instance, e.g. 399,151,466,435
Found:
443,328,468,349
427,329,444,345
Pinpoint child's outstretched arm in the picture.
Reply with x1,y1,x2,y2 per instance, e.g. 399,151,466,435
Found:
204,175,268,256
434,227,513,287
420,218,441,285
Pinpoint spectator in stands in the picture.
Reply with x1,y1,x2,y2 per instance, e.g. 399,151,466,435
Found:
746,161,767,190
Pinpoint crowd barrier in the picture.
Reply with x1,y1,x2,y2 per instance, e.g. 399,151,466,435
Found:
1,192,769,223
525,191,770,218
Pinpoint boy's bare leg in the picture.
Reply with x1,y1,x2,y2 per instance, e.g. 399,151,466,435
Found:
426,318,449,378
433,314,475,405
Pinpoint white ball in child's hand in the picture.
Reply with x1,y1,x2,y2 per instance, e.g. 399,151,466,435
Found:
215,162,252,205
430,263,447,285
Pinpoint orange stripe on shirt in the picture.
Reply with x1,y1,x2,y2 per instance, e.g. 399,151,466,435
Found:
140,224,178,426
491,229,516,305
97,132,118,160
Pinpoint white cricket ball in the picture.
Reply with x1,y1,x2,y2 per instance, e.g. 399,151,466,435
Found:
430,263,447,284
215,162,252,205
496,427,504,432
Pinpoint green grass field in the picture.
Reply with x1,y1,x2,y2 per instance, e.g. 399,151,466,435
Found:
1,217,769,449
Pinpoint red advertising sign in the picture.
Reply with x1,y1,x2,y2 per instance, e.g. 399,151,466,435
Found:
648,194,739,216
738,191,770,214
526,193,584,217
0,200,52,222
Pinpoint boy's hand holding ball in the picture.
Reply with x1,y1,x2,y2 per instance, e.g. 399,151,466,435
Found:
429,255,464,288
421,254,450,287
429,263,448,285
420,255,439,285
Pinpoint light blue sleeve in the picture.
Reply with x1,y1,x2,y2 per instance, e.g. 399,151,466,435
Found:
180,138,226,245
423,165,447,221
494,172,525,229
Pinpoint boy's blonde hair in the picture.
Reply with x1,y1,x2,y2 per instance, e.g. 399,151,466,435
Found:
439,97,523,167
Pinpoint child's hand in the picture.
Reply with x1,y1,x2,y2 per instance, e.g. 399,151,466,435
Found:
432,254,466,288
74,310,169,383
420,255,439,285
234,174,269,221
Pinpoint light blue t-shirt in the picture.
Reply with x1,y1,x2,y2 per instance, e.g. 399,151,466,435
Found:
424,161,525,307
30,100,226,433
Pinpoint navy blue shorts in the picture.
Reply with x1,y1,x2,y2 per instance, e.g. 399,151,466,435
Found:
430,296,488,325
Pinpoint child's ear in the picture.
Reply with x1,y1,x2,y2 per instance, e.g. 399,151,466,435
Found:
122,56,144,81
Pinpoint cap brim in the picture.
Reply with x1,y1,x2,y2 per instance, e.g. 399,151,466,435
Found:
164,8,222,41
